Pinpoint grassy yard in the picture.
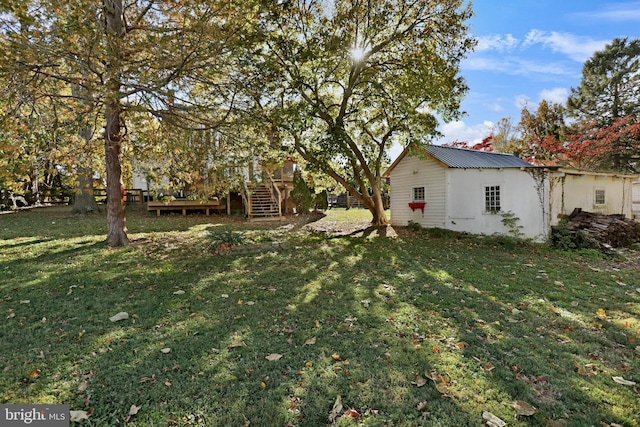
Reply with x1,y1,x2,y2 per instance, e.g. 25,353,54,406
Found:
0,207,638,426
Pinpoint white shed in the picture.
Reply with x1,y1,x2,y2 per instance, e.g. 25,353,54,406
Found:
633,178,640,219
383,145,638,240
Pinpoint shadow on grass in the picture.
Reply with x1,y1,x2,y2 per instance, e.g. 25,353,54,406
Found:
0,212,638,426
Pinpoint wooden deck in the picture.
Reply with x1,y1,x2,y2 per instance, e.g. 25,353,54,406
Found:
147,200,227,216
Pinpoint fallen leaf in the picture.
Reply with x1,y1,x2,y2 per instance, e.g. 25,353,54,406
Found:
246,301,255,305
596,308,607,319
612,376,636,386
328,395,343,422
435,383,451,396
7,312,15,319
482,411,506,427
344,408,361,419
78,381,88,391
20,300,30,304
482,363,495,372
173,290,185,295
265,353,283,361
512,400,537,416
228,339,246,349
361,299,370,308
160,348,172,354
315,319,320,328
304,337,316,345
412,376,427,387
416,401,427,411
109,312,129,322
69,410,89,423
221,294,229,298
548,305,560,315
125,404,141,423
331,353,341,361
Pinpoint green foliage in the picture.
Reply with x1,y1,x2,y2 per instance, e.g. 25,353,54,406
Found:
314,189,329,211
500,211,525,239
290,169,314,213
407,220,422,231
568,37,640,124
551,222,601,251
242,0,475,224
208,228,247,247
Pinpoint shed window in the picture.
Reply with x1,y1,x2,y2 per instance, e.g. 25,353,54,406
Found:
485,185,501,213
594,188,605,205
412,186,425,202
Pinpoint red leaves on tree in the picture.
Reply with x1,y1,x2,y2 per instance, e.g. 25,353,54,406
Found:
565,117,640,171
444,135,494,152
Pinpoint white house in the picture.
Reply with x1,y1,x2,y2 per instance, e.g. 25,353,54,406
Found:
383,145,638,241
633,179,640,219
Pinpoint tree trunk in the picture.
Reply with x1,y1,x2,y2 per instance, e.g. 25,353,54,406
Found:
369,184,389,226
71,84,99,214
104,102,129,247
72,166,100,214
103,0,129,247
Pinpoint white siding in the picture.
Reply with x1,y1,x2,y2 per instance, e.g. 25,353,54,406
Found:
633,179,640,219
549,172,636,224
446,168,548,240
389,155,447,228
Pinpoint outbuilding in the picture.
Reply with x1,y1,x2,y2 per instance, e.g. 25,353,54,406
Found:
383,145,637,240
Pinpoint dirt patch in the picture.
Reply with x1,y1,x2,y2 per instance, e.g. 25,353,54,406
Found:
304,220,397,238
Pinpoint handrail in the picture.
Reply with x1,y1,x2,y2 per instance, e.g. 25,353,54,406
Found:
268,176,282,216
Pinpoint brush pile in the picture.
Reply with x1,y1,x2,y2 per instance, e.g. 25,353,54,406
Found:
552,208,640,250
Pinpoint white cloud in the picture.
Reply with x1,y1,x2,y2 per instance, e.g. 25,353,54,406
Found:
539,87,569,104
571,2,640,22
486,101,504,112
438,120,494,144
464,55,575,77
522,30,609,62
476,34,519,52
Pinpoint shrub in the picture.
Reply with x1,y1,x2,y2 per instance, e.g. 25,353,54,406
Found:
290,169,314,213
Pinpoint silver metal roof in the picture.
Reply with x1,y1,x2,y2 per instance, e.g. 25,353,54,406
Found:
425,145,533,168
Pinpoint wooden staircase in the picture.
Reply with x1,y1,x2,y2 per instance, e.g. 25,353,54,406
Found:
245,183,282,220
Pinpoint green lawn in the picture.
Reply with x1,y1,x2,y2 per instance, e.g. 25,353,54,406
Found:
0,207,638,426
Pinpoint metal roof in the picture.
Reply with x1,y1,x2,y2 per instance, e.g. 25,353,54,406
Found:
424,145,533,168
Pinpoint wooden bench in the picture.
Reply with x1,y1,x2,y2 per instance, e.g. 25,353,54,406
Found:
147,200,227,216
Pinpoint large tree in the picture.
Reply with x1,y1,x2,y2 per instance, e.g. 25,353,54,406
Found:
241,0,475,226
566,38,640,171
567,38,640,124
0,1,252,246
517,100,568,165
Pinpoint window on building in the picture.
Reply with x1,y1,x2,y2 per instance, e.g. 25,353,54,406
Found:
594,188,605,205
485,185,501,213
412,186,425,202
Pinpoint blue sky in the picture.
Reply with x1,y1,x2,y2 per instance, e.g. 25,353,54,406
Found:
392,1,640,158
